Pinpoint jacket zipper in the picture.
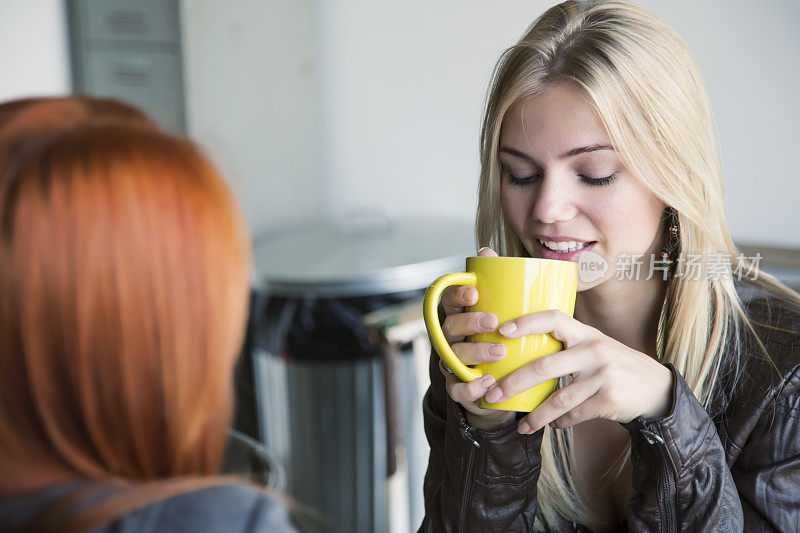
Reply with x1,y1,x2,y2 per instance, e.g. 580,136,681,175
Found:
642,428,677,533
456,424,480,533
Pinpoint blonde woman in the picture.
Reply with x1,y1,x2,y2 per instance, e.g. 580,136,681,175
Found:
421,1,800,531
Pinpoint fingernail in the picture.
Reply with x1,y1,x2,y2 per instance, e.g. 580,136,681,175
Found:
498,322,517,336
484,388,503,404
488,344,506,358
461,287,476,303
480,375,495,389
479,314,497,331
478,247,490,254
518,421,531,434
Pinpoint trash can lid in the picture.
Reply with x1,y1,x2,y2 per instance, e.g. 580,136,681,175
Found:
252,216,475,298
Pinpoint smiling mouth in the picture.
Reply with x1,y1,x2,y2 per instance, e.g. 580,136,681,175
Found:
537,238,596,253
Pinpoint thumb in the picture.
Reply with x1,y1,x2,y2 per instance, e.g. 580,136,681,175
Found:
477,247,500,257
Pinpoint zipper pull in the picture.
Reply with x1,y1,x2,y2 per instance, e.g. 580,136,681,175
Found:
641,428,665,446
461,426,481,448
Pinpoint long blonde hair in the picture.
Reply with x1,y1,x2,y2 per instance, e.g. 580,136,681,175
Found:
475,1,800,528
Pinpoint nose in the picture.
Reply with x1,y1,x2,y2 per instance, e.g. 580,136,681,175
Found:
531,172,577,224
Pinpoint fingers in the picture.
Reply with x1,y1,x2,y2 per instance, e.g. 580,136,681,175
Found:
518,376,603,434
440,248,497,316
453,341,506,365
440,360,496,406
483,347,593,405
441,285,478,316
498,309,591,348
443,311,498,344
549,395,602,430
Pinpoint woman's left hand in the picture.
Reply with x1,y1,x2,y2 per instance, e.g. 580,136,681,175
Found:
481,309,674,434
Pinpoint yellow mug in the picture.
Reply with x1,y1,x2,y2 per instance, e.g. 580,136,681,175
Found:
423,256,578,412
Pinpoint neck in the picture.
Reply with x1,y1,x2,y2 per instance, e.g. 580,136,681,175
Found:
574,276,667,358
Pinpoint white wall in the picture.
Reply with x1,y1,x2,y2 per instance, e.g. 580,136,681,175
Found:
2,1,798,248
180,0,322,238
0,0,70,102
315,0,800,248
316,0,543,225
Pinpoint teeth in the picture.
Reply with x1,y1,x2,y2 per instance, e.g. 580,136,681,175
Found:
538,239,591,253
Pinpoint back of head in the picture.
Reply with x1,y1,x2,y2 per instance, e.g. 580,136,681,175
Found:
0,96,153,139
0,97,252,529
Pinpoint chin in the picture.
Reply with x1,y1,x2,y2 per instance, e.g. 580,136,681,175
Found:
577,277,604,292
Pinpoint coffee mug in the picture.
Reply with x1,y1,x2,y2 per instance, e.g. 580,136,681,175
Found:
423,256,578,412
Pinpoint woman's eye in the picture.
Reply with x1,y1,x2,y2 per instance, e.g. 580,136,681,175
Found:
505,172,618,187
578,172,618,186
504,173,541,186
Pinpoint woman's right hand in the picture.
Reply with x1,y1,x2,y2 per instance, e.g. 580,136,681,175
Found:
438,247,517,431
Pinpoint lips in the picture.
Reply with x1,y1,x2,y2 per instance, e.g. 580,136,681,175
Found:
536,240,596,262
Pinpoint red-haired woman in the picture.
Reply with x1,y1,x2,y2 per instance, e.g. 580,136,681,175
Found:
0,97,296,532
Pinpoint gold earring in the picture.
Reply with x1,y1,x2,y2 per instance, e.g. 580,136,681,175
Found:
659,208,679,280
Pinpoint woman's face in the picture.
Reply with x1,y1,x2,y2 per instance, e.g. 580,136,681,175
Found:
499,82,666,291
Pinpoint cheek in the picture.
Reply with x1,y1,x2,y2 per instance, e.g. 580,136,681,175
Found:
598,185,663,251
500,186,530,231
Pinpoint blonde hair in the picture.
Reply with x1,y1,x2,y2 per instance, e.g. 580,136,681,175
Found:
475,1,800,529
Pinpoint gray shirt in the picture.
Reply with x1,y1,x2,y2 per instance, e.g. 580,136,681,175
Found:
0,482,297,532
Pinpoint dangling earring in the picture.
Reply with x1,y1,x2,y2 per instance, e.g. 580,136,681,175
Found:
659,207,680,281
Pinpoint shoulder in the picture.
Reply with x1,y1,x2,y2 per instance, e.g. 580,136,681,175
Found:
0,482,79,531
113,484,295,533
715,281,800,459
728,279,800,411
735,279,800,371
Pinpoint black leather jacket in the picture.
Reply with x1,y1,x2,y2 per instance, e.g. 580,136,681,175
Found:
420,281,800,532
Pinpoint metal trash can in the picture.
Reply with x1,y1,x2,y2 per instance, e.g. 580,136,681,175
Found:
242,215,473,533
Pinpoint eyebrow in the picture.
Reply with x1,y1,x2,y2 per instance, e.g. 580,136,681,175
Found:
499,144,614,163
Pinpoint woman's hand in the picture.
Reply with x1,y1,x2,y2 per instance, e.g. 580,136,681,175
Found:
438,247,516,431
481,309,674,434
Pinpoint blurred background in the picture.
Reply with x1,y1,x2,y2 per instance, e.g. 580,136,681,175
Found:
2,1,799,532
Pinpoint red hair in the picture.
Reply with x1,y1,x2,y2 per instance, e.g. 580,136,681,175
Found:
0,96,152,139
0,98,252,530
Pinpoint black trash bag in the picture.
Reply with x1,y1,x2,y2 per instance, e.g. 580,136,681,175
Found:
233,287,424,438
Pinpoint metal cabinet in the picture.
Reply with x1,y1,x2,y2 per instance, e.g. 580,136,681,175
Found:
67,0,186,134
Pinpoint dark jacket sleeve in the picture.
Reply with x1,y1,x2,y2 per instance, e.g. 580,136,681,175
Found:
622,363,744,532
730,364,800,531
419,349,545,532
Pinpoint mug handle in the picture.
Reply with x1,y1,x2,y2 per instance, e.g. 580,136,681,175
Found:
423,272,483,382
